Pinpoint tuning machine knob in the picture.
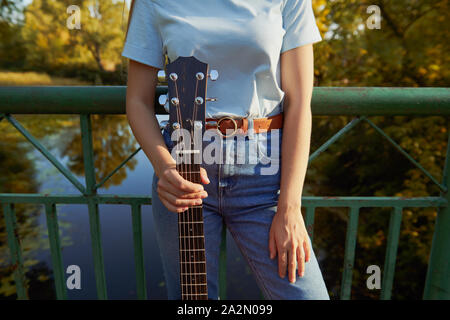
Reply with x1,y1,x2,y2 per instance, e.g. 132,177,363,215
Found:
206,97,218,102
157,70,166,82
158,94,169,113
159,120,169,130
208,70,219,81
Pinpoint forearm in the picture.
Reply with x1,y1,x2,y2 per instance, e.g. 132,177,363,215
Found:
278,101,312,214
126,98,175,177
277,43,315,216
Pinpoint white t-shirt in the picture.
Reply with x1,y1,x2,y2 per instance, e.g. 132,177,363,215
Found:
122,0,322,118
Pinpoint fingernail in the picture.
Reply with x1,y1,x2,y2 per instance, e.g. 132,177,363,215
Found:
196,199,202,205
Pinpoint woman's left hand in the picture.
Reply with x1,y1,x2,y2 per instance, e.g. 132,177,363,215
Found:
269,204,311,283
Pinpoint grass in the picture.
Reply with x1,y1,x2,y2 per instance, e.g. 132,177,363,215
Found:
0,70,91,86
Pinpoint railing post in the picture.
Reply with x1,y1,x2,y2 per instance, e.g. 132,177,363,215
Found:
80,114,108,300
423,119,450,300
340,206,360,300
2,203,28,300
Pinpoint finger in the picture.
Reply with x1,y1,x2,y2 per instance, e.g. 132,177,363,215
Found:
161,190,203,208
158,193,188,213
200,167,210,184
268,229,276,260
297,245,305,277
165,169,204,193
288,246,297,283
178,190,208,200
304,238,311,263
278,247,288,279
158,178,205,199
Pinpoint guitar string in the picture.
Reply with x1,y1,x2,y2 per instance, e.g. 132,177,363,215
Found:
174,76,191,300
193,77,208,299
173,77,185,299
193,73,207,298
174,74,195,300
188,75,198,299
191,77,200,300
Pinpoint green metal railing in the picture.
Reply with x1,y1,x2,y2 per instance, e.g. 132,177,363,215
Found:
1,86,449,300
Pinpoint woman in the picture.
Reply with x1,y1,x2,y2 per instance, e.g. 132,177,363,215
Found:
122,0,329,300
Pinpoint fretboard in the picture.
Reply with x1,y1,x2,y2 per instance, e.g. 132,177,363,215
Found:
177,162,208,300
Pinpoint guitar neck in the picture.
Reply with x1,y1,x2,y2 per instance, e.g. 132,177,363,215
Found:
177,162,208,300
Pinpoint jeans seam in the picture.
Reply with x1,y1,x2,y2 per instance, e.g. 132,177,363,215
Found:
225,223,274,300
218,163,223,215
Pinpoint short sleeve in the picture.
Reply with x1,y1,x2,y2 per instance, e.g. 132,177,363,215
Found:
281,0,322,53
121,0,164,69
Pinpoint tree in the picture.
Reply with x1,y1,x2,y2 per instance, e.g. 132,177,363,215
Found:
21,0,128,81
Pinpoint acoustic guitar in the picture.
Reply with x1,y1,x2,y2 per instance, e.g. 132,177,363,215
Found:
158,56,218,300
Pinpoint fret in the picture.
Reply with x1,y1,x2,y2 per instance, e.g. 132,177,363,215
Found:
179,235,204,238
181,293,208,297
181,272,207,275
181,277,208,284
179,208,204,218
178,221,204,224
175,150,200,154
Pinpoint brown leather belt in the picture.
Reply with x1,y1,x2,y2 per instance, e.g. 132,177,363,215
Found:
205,113,283,137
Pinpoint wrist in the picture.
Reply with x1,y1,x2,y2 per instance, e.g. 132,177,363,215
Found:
155,159,177,178
277,197,302,216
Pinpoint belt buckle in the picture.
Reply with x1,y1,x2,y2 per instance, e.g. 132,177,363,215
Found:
217,116,238,138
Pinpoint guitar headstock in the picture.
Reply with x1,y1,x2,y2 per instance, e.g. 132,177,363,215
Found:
158,56,218,164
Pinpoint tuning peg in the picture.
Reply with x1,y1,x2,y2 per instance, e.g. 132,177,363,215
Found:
158,94,170,113
208,70,219,81
158,94,167,105
206,97,218,102
159,120,169,130
157,70,166,82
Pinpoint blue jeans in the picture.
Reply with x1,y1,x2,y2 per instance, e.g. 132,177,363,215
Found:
151,126,330,300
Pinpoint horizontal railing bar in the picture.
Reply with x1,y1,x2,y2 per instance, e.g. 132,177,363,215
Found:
0,194,445,207
0,87,449,115
0,194,152,204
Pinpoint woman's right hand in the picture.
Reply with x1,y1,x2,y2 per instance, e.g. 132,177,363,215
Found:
156,165,210,213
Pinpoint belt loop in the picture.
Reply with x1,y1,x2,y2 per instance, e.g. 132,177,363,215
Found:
247,118,255,140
